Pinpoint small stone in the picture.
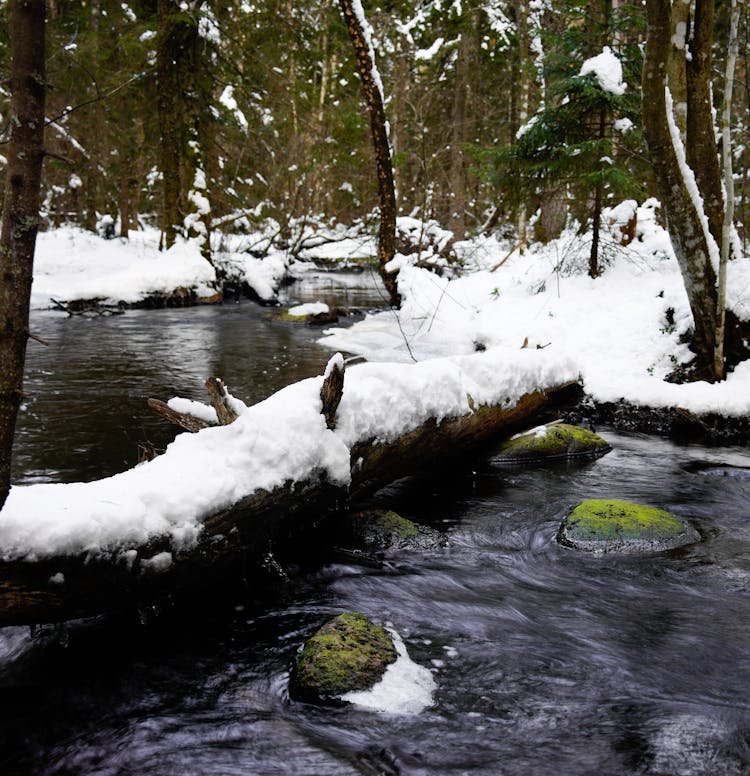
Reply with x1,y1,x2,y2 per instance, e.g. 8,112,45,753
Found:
289,613,397,703
557,498,700,554
493,423,611,463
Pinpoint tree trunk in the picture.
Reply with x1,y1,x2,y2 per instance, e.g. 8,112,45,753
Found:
449,15,475,241
642,0,719,376
156,0,182,249
685,0,724,247
715,0,741,380
338,0,400,306
0,0,46,511
666,0,689,140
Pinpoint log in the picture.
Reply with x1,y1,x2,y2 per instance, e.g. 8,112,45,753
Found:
0,365,581,627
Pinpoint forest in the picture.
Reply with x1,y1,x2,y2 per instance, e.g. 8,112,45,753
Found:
4,3,750,771
0,0,746,253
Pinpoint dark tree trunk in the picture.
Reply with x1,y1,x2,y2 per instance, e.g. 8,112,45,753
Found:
156,0,212,262
338,0,400,306
0,0,46,511
156,0,184,250
685,0,724,246
642,0,719,376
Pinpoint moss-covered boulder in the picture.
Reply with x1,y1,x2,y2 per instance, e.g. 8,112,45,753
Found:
345,509,446,552
557,499,700,554
493,423,611,463
289,613,397,703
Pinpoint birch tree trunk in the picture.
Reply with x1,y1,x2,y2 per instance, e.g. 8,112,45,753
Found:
0,0,46,510
714,0,741,380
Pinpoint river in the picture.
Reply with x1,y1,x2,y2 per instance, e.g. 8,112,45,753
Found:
2,270,750,774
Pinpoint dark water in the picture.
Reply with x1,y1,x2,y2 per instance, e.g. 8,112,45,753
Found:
4,273,750,775
13,269,384,484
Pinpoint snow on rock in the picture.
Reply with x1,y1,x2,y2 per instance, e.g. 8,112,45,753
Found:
288,301,330,317
579,46,626,95
341,626,435,714
0,347,574,561
214,248,290,303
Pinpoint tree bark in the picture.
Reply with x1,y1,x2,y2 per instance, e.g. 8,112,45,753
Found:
685,0,724,247
715,0,741,380
641,0,719,376
338,0,400,306
0,0,46,511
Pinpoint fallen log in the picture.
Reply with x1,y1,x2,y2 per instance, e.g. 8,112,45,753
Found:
0,350,581,627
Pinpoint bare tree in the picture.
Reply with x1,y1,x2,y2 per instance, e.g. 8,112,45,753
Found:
0,0,47,510
338,0,399,306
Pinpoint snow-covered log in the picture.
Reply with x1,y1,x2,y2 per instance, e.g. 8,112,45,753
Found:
0,350,580,627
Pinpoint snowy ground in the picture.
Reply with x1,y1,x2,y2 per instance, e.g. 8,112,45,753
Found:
320,201,750,417
2,205,749,562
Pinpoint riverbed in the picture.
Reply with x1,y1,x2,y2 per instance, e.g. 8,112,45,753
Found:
3,271,750,774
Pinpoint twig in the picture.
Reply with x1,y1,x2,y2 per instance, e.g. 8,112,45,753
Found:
490,237,526,272
146,398,211,433
205,377,238,425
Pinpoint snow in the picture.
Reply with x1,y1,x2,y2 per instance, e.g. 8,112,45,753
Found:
31,228,217,307
3,200,750,563
341,626,435,714
350,0,386,106
319,202,750,418
288,301,330,317
579,46,626,96
0,337,575,560
30,226,294,308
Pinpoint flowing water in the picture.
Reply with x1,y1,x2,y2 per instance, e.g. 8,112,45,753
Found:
3,271,750,775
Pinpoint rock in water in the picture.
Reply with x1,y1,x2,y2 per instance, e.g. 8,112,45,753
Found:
289,613,397,703
493,423,611,463
345,509,446,551
557,499,700,554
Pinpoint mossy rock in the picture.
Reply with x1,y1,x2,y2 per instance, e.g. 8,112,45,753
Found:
557,499,700,554
289,613,397,703
345,509,447,552
494,423,611,463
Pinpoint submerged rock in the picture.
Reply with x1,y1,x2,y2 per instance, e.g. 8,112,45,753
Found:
493,423,611,463
344,509,446,552
289,613,397,703
557,498,700,554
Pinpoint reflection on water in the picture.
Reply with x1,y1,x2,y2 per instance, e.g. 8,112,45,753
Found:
4,273,750,774
13,271,384,485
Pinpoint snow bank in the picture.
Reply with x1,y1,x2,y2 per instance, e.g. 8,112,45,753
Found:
320,203,750,417
0,347,576,561
31,226,294,308
32,228,217,307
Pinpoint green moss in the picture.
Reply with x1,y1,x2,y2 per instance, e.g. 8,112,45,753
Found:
494,423,611,462
276,310,307,321
289,613,397,702
369,510,419,538
558,499,700,554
